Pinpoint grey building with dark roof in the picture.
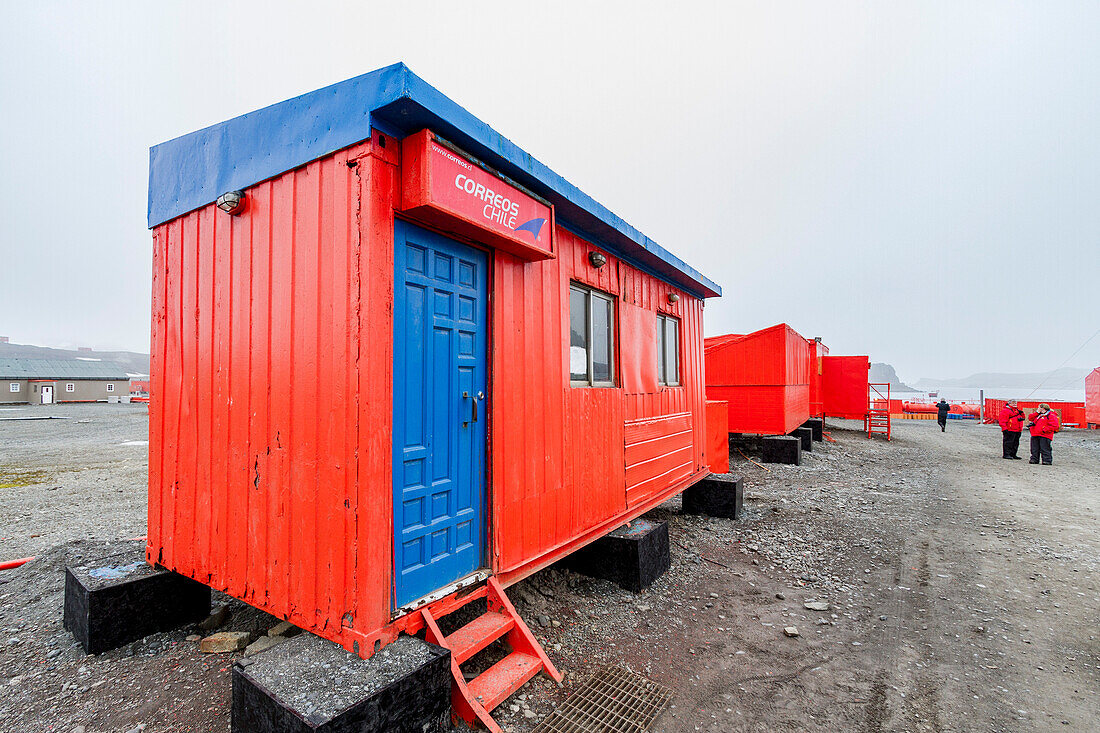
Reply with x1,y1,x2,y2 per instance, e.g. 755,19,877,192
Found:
0,358,131,404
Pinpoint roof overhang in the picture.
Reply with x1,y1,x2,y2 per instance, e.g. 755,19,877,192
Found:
148,63,720,298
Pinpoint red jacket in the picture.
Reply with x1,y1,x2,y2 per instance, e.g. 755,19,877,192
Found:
998,405,1025,432
1027,410,1060,439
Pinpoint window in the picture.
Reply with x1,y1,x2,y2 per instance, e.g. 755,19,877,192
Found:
8,383,18,393
569,283,615,386
66,383,75,393
106,383,114,392
657,314,680,386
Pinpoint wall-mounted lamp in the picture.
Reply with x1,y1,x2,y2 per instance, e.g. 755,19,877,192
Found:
216,190,246,215
588,252,607,268
667,293,680,304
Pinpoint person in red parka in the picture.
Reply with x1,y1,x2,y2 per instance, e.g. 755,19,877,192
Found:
998,399,1025,459
1026,403,1060,465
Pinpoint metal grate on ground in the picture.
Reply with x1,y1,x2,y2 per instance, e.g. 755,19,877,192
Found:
533,666,673,733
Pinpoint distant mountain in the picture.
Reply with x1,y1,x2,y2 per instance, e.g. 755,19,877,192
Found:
913,367,1090,390
869,363,919,392
0,341,149,376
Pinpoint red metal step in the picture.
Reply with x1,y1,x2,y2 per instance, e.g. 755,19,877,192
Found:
466,651,542,712
446,611,515,665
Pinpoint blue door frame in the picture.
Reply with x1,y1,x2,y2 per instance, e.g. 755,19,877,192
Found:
392,220,489,609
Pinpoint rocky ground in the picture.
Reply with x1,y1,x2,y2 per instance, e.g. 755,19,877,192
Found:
1,405,1097,731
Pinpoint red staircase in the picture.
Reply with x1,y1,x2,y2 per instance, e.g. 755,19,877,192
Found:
421,577,562,732
865,382,892,441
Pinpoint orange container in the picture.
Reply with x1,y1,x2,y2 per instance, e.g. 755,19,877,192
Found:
704,324,811,435
821,356,870,419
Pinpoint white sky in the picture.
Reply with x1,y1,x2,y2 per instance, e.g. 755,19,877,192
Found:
1,1,1097,383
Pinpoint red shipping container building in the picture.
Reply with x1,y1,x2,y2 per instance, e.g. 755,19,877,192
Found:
704,324,811,436
821,355,871,420
1087,368,1100,428
145,61,722,691
807,337,829,419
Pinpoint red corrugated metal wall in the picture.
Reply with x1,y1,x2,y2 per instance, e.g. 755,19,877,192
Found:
1086,369,1100,427
703,324,811,435
150,132,710,655
807,339,828,418
821,355,870,419
491,228,707,576
150,139,398,653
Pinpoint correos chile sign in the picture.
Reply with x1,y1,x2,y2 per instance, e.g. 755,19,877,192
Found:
401,130,554,260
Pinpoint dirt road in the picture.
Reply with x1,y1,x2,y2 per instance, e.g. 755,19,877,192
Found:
0,408,1096,732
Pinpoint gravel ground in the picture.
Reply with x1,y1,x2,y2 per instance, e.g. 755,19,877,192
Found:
1,407,1097,732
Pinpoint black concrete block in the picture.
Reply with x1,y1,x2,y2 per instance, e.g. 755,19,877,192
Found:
802,418,824,441
791,426,813,452
232,633,451,733
565,518,670,593
64,550,210,655
682,474,744,519
762,435,801,465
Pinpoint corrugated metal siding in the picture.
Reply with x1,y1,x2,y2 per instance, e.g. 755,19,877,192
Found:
149,139,396,651
491,228,707,573
703,324,811,435
151,134,710,655
1086,369,1100,426
821,355,870,419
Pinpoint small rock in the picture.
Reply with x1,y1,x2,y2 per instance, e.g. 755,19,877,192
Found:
879,615,888,621
185,634,201,642
804,601,829,612
550,620,560,628
267,621,301,638
199,631,250,653
537,615,550,628
198,604,229,632
635,603,651,612
245,635,287,657
775,593,786,600
522,709,537,719
783,626,800,638
71,726,86,733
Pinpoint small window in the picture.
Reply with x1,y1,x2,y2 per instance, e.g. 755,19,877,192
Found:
657,314,680,386
569,283,616,387
106,383,115,392
8,383,18,393
66,383,75,393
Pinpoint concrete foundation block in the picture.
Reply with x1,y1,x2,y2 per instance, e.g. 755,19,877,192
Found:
232,633,451,733
64,550,210,655
791,426,813,452
682,474,744,520
565,518,670,593
762,435,801,465
802,418,824,441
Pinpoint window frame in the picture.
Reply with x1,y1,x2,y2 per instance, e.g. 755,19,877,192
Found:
657,313,681,387
66,383,75,393
106,383,114,392
568,282,617,388
8,383,18,393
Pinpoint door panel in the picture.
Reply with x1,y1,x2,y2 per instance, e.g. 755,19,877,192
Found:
393,220,488,608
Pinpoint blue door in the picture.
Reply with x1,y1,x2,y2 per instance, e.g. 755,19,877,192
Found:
393,220,489,608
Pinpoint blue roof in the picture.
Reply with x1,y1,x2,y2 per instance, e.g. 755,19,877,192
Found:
149,63,720,298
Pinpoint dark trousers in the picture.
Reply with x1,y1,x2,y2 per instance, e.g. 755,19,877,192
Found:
937,415,947,431
1002,430,1021,458
1030,436,1052,464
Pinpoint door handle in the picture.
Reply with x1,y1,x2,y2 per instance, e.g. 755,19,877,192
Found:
472,395,478,423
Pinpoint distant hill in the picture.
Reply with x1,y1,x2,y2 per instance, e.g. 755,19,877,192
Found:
913,367,1090,391
869,363,919,392
0,341,149,376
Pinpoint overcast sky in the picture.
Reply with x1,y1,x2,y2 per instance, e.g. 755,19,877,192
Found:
1,2,1097,383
